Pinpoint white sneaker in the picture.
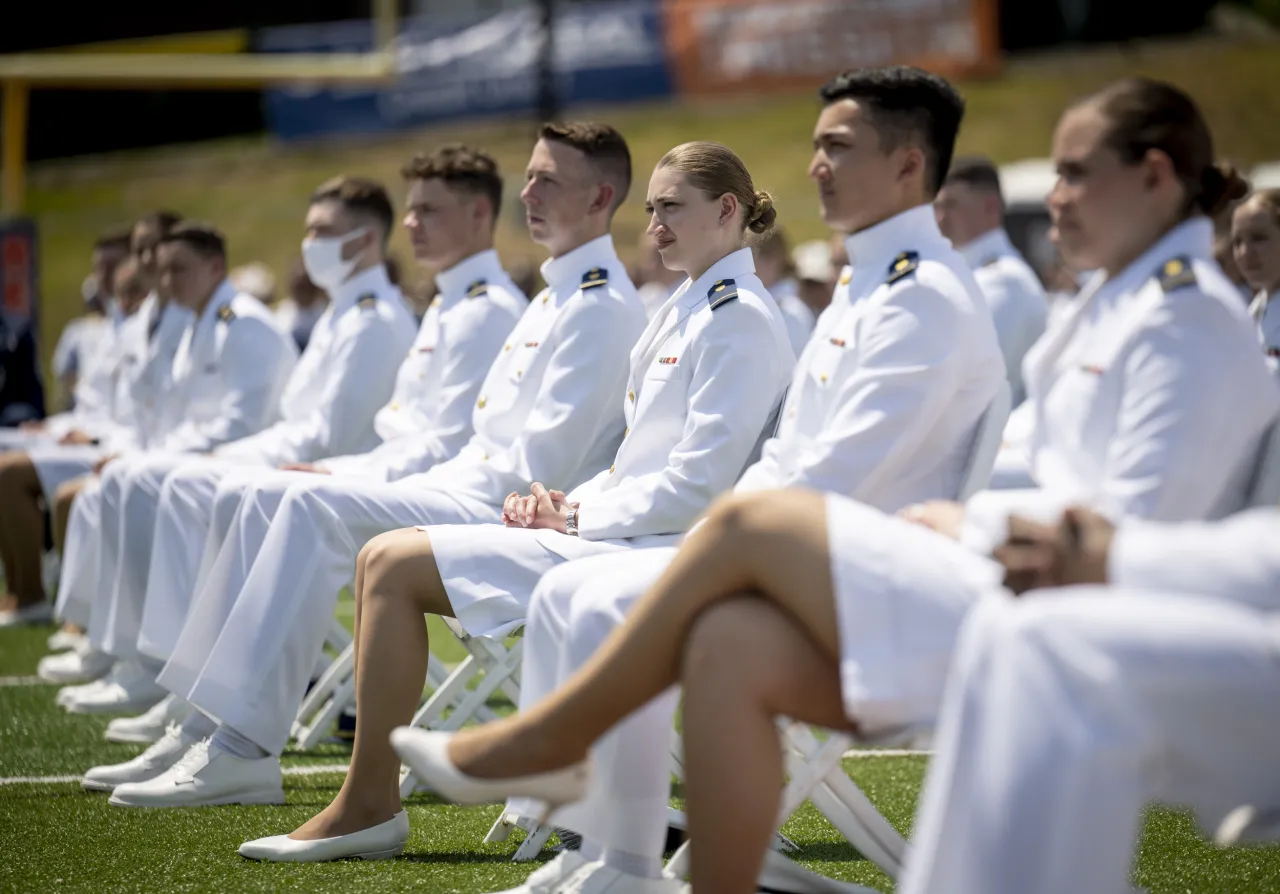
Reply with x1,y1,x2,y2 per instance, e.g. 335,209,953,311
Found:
82,725,196,793
64,661,167,715
38,645,114,684
0,600,54,628
559,863,685,893
47,629,87,652
108,741,285,808
57,678,110,709
105,694,193,744
238,810,410,862
494,851,595,893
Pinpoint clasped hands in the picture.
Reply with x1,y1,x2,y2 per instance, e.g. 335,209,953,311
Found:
502,482,575,534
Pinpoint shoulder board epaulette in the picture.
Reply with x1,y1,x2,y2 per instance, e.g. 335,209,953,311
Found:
708,279,738,311
1156,256,1196,293
216,305,236,324
465,279,488,299
580,267,609,290
357,292,378,310
885,251,919,285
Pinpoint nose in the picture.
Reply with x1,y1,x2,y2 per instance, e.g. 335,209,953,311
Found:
520,180,538,206
808,153,828,181
402,211,417,231
1046,176,1068,213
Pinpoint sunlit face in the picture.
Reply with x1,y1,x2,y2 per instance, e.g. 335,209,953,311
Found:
403,178,482,268
113,259,150,316
1047,104,1155,274
90,245,127,299
156,241,224,311
131,222,163,274
644,166,735,276
934,181,997,248
808,99,910,234
520,139,604,255
1232,201,1280,293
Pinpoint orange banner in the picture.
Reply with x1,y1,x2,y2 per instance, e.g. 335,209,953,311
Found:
661,0,1000,97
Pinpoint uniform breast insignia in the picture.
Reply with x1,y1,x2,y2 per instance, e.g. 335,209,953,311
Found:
885,251,919,285
708,279,738,311
1080,363,1105,375
829,337,846,347
466,280,488,299
524,341,540,348
1157,256,1196,293
216,305,236,324
357,292,378,310
658,356,678,364
580,268,609,290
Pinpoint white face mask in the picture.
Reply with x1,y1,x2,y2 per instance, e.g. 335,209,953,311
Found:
301,228,367,292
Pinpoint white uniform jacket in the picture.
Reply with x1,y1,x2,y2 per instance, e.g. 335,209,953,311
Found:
122,296,195,450
212,264,416,467
1248,290,1280,376
958,227,1048,407
555,247,795,550
321,250,526,481
737,205,1006,510
962,218,1280,553
412,235,649,505
149,280,298,454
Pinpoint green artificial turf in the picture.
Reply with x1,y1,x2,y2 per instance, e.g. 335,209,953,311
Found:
2,622,1279,893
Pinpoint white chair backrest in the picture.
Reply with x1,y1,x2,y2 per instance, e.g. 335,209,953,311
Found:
955,380,1013,502
1245,417,1280,508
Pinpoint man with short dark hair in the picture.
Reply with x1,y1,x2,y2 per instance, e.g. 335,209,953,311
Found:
935,156,1048,405
47,178,414,705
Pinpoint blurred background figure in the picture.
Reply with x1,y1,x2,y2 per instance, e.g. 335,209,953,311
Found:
51,228,131,413
752,227,812,355
0,317,45,428
1233,188,1280,372
276,257,328,352
633,230,685,320
230,261,277,304
791,238,836,320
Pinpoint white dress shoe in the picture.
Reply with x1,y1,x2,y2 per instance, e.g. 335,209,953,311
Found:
0,600,54,628
108,741,285,808
64,661,167,715
82,725,196,792
46,629,87,652
57,678,109,708
39,645,114,684
493,851,595,893
238,810,409,862
1217,804,1280,846
105,694,193,744
559,864,686,893
389,728,590,819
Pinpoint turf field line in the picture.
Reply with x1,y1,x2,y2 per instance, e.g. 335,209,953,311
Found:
0,675,46,686
842,749,931,758
0,763,353,787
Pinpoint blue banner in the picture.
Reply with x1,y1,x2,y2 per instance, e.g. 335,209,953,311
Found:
258,1,674,141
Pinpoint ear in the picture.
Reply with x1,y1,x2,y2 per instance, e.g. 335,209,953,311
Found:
1141,148,1176,193
898,146,926,186
719,193,739,226
589,182,616,216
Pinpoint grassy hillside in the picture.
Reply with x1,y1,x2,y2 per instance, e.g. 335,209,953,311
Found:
24,34,1280,384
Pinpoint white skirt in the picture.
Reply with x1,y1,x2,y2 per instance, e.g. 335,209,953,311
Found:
826,493,1004,732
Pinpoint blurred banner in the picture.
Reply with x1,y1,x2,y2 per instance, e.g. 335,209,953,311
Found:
1,219,38,328
660,0,1001,96
258,1,673,140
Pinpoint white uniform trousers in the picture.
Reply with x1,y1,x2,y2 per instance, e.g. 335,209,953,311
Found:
899,591,1280,894
87,453,200,659
26,443,104,503
54,477,103,627
156,476,501,755
508,549,680,859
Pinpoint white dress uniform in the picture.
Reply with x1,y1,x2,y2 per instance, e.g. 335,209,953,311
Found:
156,234,648,754
771,276,816,357
957,227,1048,407
899,509,1280,894
68,265,409,665
508,203,1010,855
114,250,524,663
1248,290,1280,376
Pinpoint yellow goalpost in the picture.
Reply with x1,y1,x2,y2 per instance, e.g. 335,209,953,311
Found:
0,0,400,214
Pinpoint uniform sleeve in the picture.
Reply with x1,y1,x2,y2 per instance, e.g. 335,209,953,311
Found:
218,311,410,466
376,298,518,481
1109,508,1280,611
784,282,998,499
159,322,297,454
480,292,637,500
575,304,787,540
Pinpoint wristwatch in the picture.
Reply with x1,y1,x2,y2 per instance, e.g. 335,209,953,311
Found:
565,506,579,537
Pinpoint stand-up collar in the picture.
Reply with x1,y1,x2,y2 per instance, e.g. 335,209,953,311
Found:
957,228,1017,268
540,235,620,301
434,249,506,309
843,204,948,271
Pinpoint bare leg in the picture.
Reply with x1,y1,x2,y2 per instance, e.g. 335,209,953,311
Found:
682,598,851,894
289,526,454,839
0,451,48,606
450,489,841,778
52,477,85,554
